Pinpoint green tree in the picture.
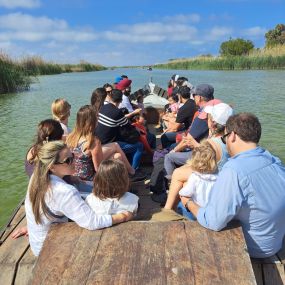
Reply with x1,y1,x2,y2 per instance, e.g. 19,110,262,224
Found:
265,24,285,47
219,38,254,56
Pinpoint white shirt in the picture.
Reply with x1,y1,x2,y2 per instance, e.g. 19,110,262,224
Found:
86,192,139,215
119,94,134,113
25,175,112,256
60,122,71,136
179,172,217,207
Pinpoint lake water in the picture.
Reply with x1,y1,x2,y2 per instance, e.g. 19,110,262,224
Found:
0,68,285,228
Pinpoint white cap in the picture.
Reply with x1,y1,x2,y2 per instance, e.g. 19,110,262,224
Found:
204,103,233,126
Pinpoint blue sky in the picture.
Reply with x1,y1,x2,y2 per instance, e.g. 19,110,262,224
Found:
0,0,284,66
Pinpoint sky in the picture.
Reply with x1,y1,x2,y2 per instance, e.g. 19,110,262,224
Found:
0,0,284,66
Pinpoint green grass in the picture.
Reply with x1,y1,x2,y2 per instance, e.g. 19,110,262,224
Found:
154,46,285,70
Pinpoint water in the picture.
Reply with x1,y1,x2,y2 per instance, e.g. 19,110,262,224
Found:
0,68,284,228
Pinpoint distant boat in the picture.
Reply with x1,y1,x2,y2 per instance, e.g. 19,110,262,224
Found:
147,66,152,71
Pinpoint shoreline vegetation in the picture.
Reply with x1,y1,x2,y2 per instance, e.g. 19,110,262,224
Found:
154,45,285,70
0,53,106,94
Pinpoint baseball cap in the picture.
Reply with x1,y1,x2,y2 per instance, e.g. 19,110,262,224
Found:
204,103,234,126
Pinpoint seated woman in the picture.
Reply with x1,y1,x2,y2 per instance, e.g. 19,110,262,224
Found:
25,141,132,256
164,103,233,210
25,119,64,177
66,105,135,181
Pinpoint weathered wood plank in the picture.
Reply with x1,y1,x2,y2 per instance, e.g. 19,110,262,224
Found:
0,206,26,243
184,222,256,285
251,263,264,285
31,222,103,285
14,247,36,285
86,221,195,285
0,219,30,285
276,238,285,265
263,263,285,285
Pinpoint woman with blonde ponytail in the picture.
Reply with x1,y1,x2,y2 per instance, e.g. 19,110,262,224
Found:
25,141,133,256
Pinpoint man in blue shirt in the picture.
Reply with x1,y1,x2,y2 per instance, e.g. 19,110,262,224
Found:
181,113,285,258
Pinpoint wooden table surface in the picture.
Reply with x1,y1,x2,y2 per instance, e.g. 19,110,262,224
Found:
31,221,256,285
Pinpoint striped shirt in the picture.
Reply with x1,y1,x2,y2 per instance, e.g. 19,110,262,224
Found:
96,103,129,144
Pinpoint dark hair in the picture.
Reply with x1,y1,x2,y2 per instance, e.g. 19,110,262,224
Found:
30,119,64,162
177,77,188,87
90,88,107,111
103,83,113,90
169,94,179,103
121,75,128,79
93,159,129,199
109,89,123,103
226,113,261,143
178,86,190,99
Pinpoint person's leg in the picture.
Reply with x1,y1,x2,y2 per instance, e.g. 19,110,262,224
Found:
164,165,193,210
102,142,135,174
176,201,196,221
147,131,156,149
164,151,192,176
117,141,144,170
160,131,177,149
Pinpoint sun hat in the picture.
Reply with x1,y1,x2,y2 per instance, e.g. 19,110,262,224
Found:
116,79,132,91
114,76,123,84
191,84,214,100
204,103,234,126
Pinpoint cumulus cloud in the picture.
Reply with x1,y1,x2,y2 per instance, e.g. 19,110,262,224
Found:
242,26,267,37
0,13,97,42
0,0,41,9
104,22,197,43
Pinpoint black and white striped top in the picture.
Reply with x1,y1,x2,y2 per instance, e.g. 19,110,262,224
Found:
96,103,129,144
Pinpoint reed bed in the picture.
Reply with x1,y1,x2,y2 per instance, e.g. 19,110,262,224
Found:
154,45,285,70
0,53,31,94
0,53,106,94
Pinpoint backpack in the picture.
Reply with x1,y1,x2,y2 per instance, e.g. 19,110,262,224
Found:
149,157,168,195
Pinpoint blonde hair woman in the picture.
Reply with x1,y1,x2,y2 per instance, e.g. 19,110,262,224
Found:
25,141,133,256
66,105,135,181
51,98,71,140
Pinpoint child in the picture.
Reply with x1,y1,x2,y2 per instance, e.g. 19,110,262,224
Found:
51,98,71,140
86,159,139,214
161,94,179,131
131,115,156,154
136,94,145,115
177,141,218,219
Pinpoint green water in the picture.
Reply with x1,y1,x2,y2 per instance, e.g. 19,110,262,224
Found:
0,68,284,228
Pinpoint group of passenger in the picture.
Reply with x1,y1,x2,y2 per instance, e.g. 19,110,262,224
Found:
12,73,285,260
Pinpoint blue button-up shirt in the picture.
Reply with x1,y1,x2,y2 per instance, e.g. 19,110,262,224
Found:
197,147,285,258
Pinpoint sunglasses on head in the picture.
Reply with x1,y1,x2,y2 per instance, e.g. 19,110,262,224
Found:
55,153,74,165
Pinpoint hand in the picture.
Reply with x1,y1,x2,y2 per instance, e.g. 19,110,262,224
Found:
180,196,191,207
11,226,28,239
134,108,142,114
121,211,134,222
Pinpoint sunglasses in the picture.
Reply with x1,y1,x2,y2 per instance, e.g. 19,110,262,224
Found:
221,132,231,144
55,153,74,165
106,90,112,94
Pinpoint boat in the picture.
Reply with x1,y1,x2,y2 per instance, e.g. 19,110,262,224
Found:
0,85,283,284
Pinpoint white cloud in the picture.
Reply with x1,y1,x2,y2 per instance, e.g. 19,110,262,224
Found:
0,0,41,9
242,26,267,37
0,13,97,42
163,14,201,23
208,26,233,40
104,22,197,43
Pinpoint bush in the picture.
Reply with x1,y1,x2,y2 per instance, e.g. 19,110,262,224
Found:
220,38,254,56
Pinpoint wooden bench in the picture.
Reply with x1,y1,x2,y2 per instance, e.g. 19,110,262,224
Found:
30,221,256,284
251,240,285,285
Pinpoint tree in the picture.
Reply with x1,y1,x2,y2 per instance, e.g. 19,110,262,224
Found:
219,38,254,56
265,24,285,47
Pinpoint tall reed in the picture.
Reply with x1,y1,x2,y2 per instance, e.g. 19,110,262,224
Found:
0,53,31,94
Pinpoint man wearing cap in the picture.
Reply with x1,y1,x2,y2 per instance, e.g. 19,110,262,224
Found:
181,113,285,258
116,78,141,118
